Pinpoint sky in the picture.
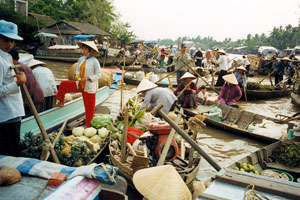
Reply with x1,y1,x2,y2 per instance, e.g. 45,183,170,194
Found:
113,0,300,42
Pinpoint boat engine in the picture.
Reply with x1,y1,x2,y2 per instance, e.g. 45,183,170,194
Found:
145,122,178,164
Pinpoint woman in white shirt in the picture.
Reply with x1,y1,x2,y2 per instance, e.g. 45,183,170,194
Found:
56,41,101,127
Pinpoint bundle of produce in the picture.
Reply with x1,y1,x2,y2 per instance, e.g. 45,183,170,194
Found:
233,163,260,175
246,82,274,91
271,141,300,168
261,169,291,181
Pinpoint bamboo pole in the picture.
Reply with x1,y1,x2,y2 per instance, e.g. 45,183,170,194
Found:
121,107,128,163
176,81,192,98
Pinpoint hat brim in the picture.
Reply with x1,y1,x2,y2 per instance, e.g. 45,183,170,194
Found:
1,33,23,41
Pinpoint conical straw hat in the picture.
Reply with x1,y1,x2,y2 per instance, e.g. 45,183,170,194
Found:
27,59,47,68
78,41,99,53
217,49,226,54
133,165,192,200
281,57,291,62
237,66,247,72
180,72,196,80
136,79,158,93
223,73,238,85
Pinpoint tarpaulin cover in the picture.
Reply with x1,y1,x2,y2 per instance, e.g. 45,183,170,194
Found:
0,155,118,184
71,35,96,41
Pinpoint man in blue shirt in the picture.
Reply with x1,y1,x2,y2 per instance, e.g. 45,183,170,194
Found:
234,66,247,89
273,57,293,86
0,20,26,156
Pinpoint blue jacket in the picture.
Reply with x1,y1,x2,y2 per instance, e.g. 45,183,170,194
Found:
274,61,293,75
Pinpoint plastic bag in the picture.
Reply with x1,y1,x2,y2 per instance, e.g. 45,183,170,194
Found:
208,105,222,122
134,112,161,130
91,114,113,129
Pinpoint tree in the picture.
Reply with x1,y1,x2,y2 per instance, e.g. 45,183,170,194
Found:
110,15,135,47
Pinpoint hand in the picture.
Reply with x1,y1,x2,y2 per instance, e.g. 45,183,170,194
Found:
86,76,92,81
232,99,236,103
214,99,219,103
15,72,26,86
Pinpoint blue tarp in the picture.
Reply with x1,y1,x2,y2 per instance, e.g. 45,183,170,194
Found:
71,35,96,41
144,41,157,45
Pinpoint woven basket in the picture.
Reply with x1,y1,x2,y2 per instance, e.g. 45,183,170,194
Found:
68,62,113,88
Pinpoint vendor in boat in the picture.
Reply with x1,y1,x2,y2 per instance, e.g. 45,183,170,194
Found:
234,66,247,89
9,49,44,116
273,57,293,86
55,41,101,127
210,49,231,87
174,72,198,109
28,59,57,111
215,73,242,107
175,43,192,84
137,79,177,114
0,20,26,156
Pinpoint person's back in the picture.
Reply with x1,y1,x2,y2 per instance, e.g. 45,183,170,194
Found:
33,66,57,97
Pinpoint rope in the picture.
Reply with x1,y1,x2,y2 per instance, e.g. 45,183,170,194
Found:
243,184,283,200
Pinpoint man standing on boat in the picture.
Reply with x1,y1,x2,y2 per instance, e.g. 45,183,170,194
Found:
194,48,203,67
210,49,231,87
102,37,109,58
175,43,192,84
215,74,242,107
0,20,26,156
234,66,247,89
137,79,177,114
56,41,101,127
273,57,293,86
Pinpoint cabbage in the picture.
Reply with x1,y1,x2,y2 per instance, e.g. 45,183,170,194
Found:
98,127,109,138
72,127,84,137
90,114,113,129
84,127,97,137
90,135,102,143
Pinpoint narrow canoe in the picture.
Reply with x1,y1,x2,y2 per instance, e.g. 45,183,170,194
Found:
20,71,122,139
184,99,293,144
198,137,300,199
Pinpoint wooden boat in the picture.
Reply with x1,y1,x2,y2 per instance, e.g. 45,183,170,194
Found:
198,137,300,199
209,86,292,100
291,79,300,108
20,70,122,139
124,76,176,88
109,136,201,188
35,46,135,66
184,99,293,144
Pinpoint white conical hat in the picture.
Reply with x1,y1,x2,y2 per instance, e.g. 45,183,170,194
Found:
136,79,158,93
223,73,238,85
281,57,291,62
78,41,99,53
27,59,47,68
179,72,196,80
133,165,192,200
237,66,247,72
217,49,226,54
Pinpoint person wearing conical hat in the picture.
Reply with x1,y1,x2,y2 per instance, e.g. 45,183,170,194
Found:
234,66,247,89
28,59,57,111
174,43,192,85
174,72,198,109
56,41,101,127
0,20,25,156
137,79,177,114
215,73,242,107
273,57,293,86
210,49,231,87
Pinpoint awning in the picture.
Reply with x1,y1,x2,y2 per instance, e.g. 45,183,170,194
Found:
71,35,96,41
34,32,59,38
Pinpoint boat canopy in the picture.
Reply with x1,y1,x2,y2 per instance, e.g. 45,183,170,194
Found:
71,35,96,41
34,32,59,38
144,41,157,45
258,46,278,56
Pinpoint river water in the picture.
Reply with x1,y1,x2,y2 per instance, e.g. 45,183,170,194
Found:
44,59,300,183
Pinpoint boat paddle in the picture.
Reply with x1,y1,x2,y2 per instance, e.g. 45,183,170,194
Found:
258,69,276,85
242,76,248,102
153,104,222,171
11,65,60,164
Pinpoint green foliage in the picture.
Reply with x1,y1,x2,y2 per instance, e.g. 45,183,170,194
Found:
246,82,274,91
110,15,136,46
271,141,300,168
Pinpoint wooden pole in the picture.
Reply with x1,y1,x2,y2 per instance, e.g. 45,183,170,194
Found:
120,67,124,109
188,127,197,168
155,104,222,171
258,69,276,84
13,67,59,164
242,76,248,102
176,81,192,98
121,107,128,163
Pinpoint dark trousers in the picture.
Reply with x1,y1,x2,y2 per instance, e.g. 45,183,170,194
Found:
275,73,283,86
176,70,186,85
0,121,21,156
215,70,228,86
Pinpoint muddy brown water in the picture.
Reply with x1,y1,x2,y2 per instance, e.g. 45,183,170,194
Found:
45,60,300,197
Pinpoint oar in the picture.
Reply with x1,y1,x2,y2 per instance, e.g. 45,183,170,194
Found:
11,65,60,163
258,69,276,84
154,104,222,171
155,64,186,84
242,76,248,102
180,58,220,94
176,81,192,99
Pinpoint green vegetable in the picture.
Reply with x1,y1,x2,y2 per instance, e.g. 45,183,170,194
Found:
84,127,97,137
90,114,113,129
98,127,109,138
90,135,102,143
271,141,300,167
72,127,84,137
